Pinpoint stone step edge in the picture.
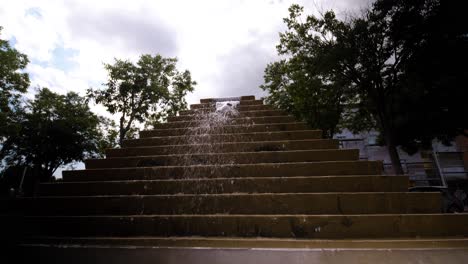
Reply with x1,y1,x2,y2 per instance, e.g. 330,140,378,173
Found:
20,236,468,249
167,113,289,122
130,129,321,141
167,114,293,122
185,103,272,109
180,106,276,115
90,149,357,162
85,151,359,169
40,175,409,188
14,213,466,217
152,119,297,130
140,121,307,133
20,191,427,199
173,109,287,118
37,176,409,196
10,192,436,216
190,104,264,110
107,139,338,152
41,175,407,185
190,100,264,109
200,95,256,103
62,161,383,181
161,115,295,125
68,160,381,170
64,160,383,177
138,124,307,137
126,130,324,146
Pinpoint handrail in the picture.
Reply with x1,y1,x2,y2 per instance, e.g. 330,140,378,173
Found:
433,151,448,188
17,166,27,197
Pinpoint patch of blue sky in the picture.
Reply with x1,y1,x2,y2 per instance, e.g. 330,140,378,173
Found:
8,36,17,47
25,7,42,19
50,46,79,71
29,45,80,72
24,8,81,70
7,23,79,72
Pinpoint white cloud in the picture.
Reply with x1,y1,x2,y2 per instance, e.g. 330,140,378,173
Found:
1,0,373,109
27,63,88,95
1,0,373,177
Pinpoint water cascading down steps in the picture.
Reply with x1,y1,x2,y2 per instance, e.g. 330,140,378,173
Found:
3,95,468,262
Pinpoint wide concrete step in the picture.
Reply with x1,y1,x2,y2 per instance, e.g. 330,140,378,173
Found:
86,149,359,169
238,100,264,105
200,95,256,103
139,122,308,138
37,176,409,196
106,139,339,157
190,100,263,110
180,104,275,115
62,160,383,182
13,239,468,264
3,193,441,215
124,130,322,147
153,116,296,130
10,214,468,238
20,236,468,249
168,110,288,122
189,103,271,112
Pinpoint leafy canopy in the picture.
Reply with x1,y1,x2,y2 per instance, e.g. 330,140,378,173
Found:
261,6,351,138
0,26,30,142
3,88,102,181
261,1,468,174
88,54,196,145
371,0,468,153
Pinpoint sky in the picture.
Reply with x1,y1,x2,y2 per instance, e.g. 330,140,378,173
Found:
0,0,372,111
0,0,372,176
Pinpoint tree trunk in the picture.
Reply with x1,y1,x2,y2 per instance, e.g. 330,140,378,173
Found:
382,125,404,175
119,114,127,147
378,108,404,175
387,141,404,175
119,128,126,147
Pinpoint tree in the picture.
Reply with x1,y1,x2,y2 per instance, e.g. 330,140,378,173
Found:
0,26,30,153
3,88,102,181
87,54,196,145
262,1,468,174
261,8,352,138
94,117,120,158
371,0,468,153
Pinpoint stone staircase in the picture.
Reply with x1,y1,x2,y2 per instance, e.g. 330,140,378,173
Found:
3,95,468,262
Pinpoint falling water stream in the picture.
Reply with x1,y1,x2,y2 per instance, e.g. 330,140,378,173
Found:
172,99,245,212
140,99,246,214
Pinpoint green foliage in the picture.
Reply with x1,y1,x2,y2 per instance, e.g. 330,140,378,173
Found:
372,0,468,153
0,26,30,145
87,54,196,145
262,1,468,174
3,88,102,181
94,117,120,158
261,5,351,138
